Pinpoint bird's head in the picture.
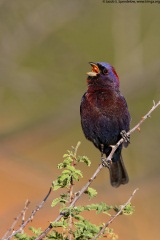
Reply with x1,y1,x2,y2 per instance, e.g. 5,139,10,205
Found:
87,62,119,90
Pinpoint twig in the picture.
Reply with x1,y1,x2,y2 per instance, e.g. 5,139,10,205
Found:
91,188,138,240
2,200,30,240
107,100,160,162
35,100,160,240
21,200,30,227
129,100,160,135
5,187,52,240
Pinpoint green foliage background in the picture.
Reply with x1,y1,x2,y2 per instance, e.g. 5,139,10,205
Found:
0,1,160,239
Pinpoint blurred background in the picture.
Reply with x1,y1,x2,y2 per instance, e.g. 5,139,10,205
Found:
0,0,160,239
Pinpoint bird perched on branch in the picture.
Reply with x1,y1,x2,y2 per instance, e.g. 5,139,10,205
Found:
80,62,131,187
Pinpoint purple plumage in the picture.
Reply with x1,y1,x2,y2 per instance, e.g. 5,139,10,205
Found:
80,62,131,187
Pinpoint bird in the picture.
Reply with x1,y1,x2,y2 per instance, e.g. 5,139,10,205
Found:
80,62,131,187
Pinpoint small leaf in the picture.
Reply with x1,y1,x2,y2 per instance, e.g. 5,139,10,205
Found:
51,198,61,207
72,169,83,181
51,221,65,228
77,156,91,166
52,180,62,191
29,227,42,235
122,204,135,215
84,187,97,198
74,214,84,221
48,231,64,239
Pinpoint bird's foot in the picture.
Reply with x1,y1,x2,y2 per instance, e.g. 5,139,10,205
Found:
120,130,130,143
101,157,112,168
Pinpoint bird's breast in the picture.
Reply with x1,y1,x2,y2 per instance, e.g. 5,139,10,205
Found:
85,91,117,116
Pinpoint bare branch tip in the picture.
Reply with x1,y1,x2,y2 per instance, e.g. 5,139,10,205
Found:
133,188,139,194
153,100,155,106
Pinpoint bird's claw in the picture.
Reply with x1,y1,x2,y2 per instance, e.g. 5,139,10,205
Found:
101,157,112,168
120,130,130,143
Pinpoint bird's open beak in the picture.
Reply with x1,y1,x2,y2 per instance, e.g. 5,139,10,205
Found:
86,62,100,77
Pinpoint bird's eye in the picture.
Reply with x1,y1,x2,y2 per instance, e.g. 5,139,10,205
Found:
103,68,108,75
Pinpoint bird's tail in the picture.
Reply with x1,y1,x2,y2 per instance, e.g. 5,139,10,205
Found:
109,155,129,188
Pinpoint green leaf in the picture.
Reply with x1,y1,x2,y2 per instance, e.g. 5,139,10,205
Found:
51,198,61,207
62,169,71,174
72,170,83,181
74,214,84,221
66,165,76,171
122,204,135,215
48,231,63,239
74,220,102,239
97,202,111,214
77,156,91,166
84,187,97,199
14,233,31,240
29,227,42,235
51,221,66,228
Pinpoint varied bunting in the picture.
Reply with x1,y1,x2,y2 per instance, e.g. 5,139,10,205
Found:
80,62,131,187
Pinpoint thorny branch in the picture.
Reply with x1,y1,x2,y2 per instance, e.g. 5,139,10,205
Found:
91,188,139,240
107,100,160,162
21,200,30,226
4,187,52,240
2,200,30,240
3,100,160,240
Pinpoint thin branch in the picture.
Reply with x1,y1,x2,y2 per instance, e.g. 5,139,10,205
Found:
5,187,52,240
21,200,30,227
91,188,139,240
35,100,160,240
129,100,160,135
2,200,30,240
107,100,160,162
